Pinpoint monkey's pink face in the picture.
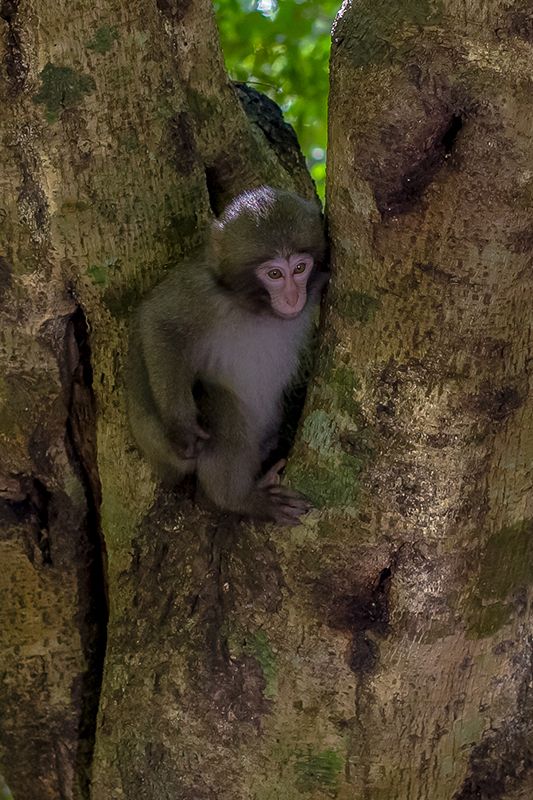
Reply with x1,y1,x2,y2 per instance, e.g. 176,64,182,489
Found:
255,253,314,319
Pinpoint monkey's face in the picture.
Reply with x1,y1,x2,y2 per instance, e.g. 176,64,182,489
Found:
255,253,314,319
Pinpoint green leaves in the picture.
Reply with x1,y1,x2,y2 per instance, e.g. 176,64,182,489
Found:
214,0,337,197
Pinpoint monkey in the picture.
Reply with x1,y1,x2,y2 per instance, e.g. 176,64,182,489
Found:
127,185,327,525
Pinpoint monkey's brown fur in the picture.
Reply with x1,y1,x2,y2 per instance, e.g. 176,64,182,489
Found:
127,186,327,524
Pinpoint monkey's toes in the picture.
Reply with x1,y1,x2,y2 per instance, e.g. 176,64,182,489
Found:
269,485,311,505
270,491,313,525
282,501,313,515
258,459,287,488
194,422,211,440
273,505,311,525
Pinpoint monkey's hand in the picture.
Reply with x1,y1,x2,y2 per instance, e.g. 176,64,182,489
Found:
168,419,210,460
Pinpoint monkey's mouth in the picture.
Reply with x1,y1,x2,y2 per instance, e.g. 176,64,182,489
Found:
275,309,301,320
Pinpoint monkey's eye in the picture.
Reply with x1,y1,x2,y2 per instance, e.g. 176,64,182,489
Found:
294,262,307,274
267,269,283,280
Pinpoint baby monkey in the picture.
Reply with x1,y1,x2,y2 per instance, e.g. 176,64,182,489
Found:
127,186,327,524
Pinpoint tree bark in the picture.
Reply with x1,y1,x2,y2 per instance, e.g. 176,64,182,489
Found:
0,0,313,797
313,0,533,796
1,0,532,798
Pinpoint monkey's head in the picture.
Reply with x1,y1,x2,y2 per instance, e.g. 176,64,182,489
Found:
212,186,327,319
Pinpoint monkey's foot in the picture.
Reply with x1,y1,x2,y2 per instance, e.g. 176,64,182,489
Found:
265,485,313,526
257,459,287,488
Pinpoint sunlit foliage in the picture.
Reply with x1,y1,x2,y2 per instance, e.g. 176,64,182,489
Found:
214,0,337,198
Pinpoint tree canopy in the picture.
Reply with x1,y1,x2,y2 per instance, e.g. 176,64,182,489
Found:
214,0,337,197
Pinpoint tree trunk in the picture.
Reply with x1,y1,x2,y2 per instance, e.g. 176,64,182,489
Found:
315,0,533,796
1,0,532,798
0,0,314,797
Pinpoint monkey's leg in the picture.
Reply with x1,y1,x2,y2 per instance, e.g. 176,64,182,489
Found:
129,402,195,484
195,383,260,510
196,384,312,524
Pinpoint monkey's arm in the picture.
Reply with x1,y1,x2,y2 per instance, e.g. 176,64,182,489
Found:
138,291,208,458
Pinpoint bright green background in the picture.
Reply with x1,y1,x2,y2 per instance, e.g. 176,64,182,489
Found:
214,0,338,198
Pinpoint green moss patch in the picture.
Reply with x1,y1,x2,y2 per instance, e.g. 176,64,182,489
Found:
290,451,363,509
329,365,361,418
301,410,337,455
466,600,511,639
120,129,140,152
337,290,380,323
60,199,90,214
0,775,14,800
294,748,344,793
465,519,533,638
87,256,118,287
163,210,203,259
242,630,277,699
294,398,372,509
477,520,533,600
33,63,95,122
186,88,219,123
227,626,278,699
87,25,119,54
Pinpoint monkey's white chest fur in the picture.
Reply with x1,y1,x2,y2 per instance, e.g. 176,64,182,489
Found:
197,306,312,437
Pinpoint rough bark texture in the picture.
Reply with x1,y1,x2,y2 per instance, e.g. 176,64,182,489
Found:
0,3,106,797
301,0,532,796
1,0,532,798
0,0,314,797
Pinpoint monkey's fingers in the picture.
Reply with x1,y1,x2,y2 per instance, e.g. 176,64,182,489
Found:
275,497,313,517
268,485,310,503
257,459,287,488
279,500,313,515
194,422,211,440
274,504,312,526
271,490,313,515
